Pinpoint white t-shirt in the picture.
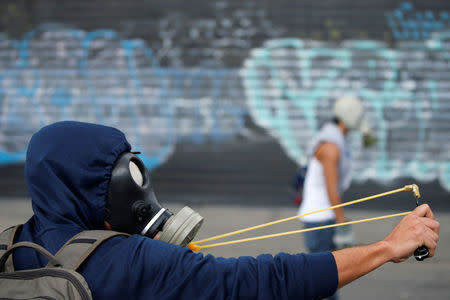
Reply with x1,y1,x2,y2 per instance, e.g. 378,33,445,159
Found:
298,122,352,222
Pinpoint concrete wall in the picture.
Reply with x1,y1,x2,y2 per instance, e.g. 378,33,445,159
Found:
0,1,449,198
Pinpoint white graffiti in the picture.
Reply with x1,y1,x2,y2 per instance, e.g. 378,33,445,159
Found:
241,33,450,190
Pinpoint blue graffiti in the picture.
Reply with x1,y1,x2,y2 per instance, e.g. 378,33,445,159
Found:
0,25,246,169
386,2,450,40
1,18,449,191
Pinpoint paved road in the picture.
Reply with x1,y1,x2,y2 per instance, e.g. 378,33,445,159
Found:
1,198,448,299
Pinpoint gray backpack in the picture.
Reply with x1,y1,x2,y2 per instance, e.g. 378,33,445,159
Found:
0,225,129,300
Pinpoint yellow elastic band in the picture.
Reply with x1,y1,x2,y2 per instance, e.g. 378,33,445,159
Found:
187,184,419,251
193,185,411,245
190,211,410,250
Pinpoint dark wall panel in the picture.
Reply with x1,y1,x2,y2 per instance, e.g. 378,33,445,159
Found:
0,0,449,207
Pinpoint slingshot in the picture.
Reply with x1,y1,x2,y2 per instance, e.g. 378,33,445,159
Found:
188,184,429,261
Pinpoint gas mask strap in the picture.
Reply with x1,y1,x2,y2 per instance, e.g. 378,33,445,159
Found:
141,208,167,236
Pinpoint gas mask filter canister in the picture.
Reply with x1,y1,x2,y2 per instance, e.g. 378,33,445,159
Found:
106,152,203,247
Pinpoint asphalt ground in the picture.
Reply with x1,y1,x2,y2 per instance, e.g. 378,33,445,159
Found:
1,198,448,300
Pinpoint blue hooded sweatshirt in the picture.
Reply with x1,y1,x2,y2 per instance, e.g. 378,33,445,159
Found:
12,121,338,300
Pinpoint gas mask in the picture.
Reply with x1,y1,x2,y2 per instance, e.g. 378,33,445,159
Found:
106,152,203,247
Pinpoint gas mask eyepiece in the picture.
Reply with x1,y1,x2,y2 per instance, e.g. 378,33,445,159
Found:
106,152,203,247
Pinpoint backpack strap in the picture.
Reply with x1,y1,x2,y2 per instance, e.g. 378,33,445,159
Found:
0,242,62,272
0,225,23,272
48,230,130,270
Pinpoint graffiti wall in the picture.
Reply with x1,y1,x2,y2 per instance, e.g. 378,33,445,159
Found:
242,32,450,190
0,24,246,167
0,0,449,192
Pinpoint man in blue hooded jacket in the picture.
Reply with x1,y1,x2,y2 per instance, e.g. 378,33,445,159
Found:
9,121,439,299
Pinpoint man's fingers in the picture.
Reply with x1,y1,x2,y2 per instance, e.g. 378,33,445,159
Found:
422,227,439,257
426,227,439,246
422,240,436,258
412,204,434,219
420,217,440,234
415,225,439,258
386,204,439,262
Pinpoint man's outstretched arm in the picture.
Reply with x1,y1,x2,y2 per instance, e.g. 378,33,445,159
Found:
333,204,439,288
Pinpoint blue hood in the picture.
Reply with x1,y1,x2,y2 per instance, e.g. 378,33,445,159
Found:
23,121,131,251
13,121,339,300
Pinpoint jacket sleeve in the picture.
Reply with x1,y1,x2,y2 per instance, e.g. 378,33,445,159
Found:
82,235,338,300
136,236,336,299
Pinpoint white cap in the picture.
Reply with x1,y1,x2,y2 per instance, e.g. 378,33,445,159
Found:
333,96,370,135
